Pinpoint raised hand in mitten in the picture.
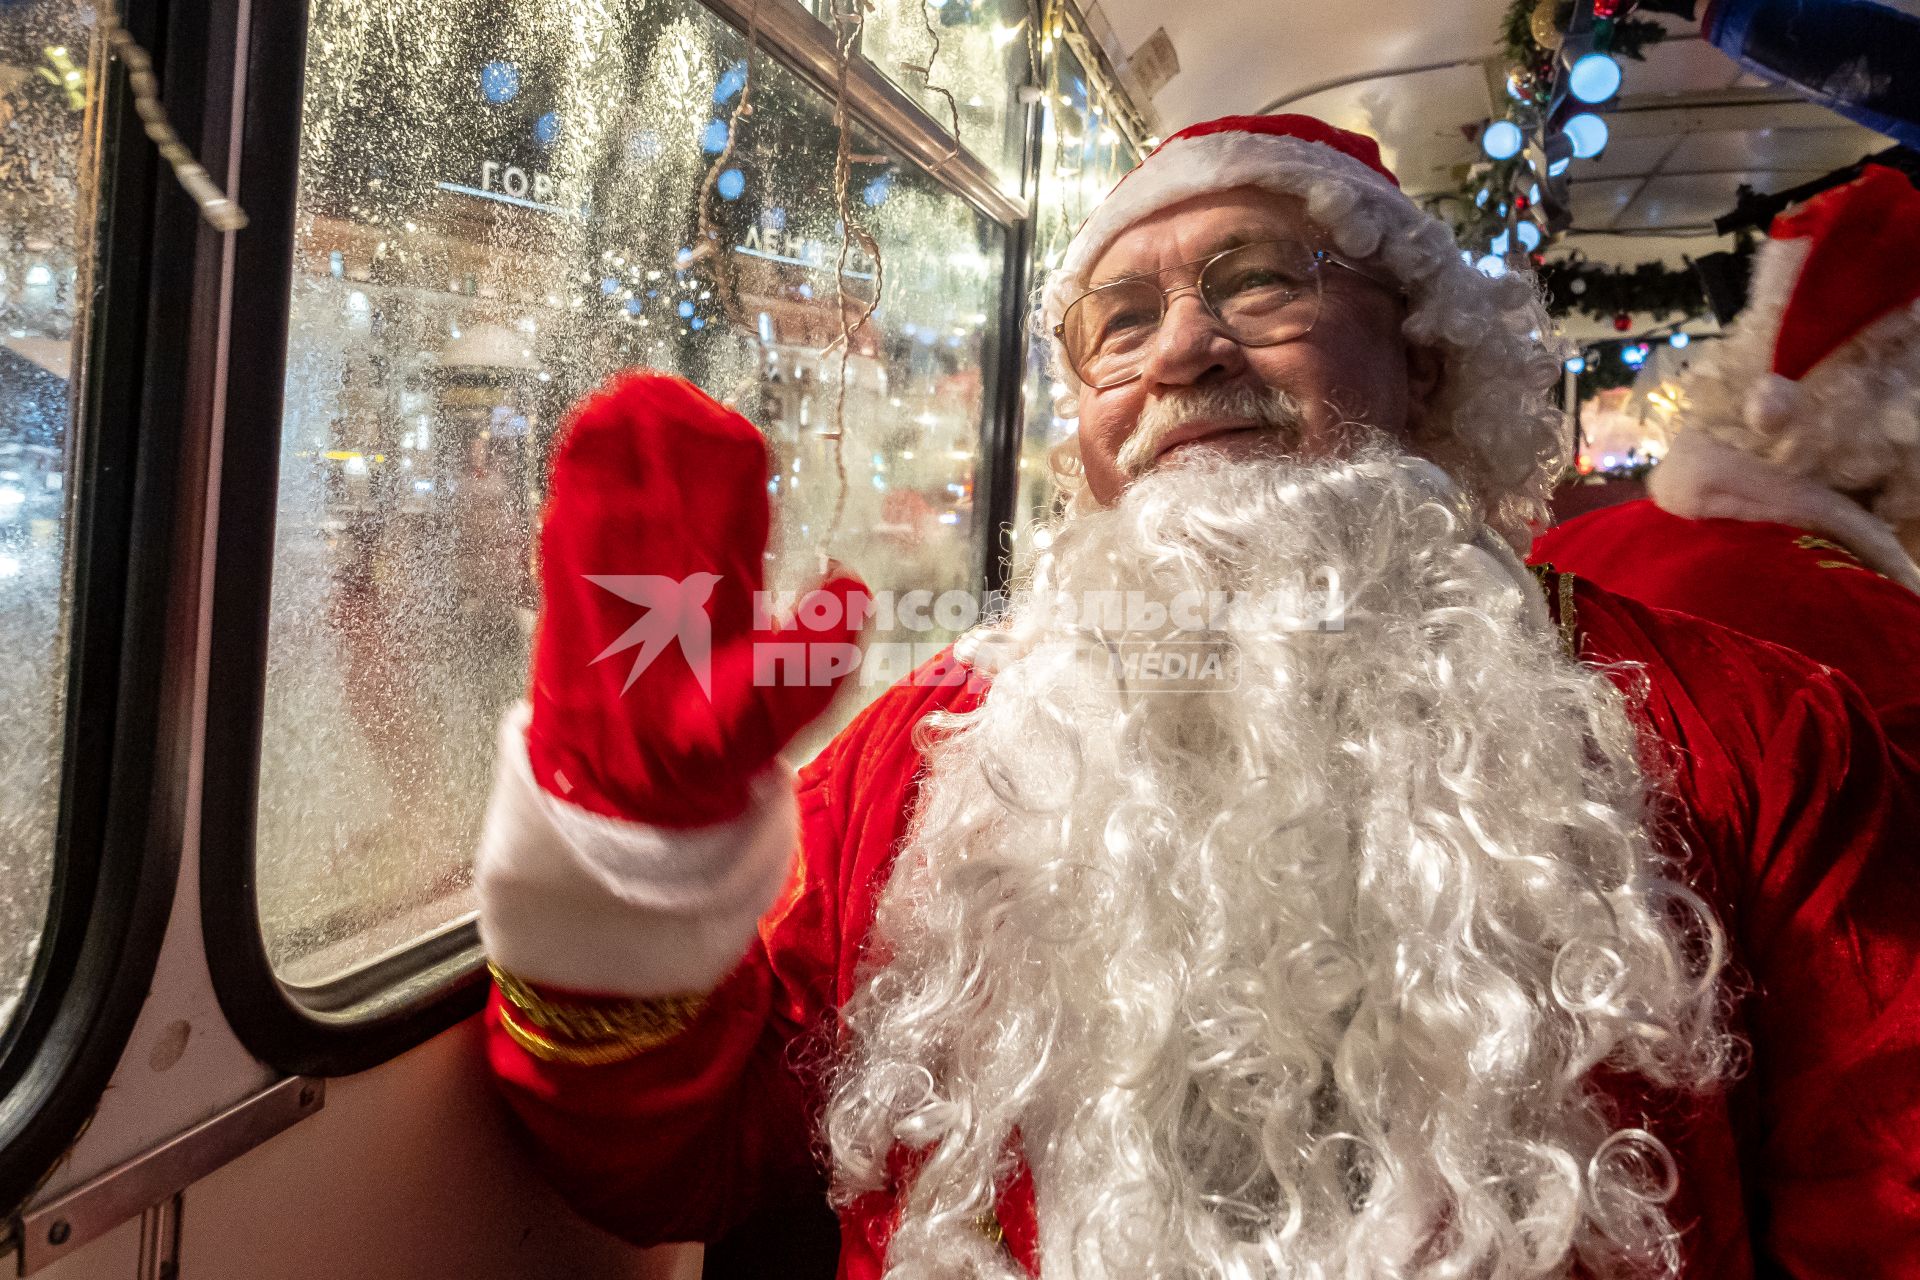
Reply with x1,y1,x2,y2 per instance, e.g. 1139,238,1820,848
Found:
527,370,868,829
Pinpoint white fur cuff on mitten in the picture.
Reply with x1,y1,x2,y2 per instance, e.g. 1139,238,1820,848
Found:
475,702,798,997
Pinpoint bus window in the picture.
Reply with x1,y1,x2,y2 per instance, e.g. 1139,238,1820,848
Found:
1014,38,1137,574
256,0,1008,986
0,0,97,1032
827,0,1034,193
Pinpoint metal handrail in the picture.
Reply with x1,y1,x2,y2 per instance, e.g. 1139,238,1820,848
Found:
698,0,1029,226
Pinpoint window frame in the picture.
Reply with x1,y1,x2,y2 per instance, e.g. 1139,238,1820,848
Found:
199,0,1040,1076
0,0,228,1218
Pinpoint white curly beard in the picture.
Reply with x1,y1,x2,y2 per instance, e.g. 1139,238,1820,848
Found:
824,438,1732,1280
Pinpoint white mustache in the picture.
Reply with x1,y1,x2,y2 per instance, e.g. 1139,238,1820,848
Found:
1116,385,1307,477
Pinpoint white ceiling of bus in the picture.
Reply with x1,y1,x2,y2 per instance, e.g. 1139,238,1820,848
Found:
1086,0,1894,286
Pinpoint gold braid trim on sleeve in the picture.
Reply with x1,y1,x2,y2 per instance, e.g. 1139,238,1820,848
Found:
1528,563,1582,662
488,962,708,1066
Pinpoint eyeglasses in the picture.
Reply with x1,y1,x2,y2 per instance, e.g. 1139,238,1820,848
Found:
1053,239,1399,391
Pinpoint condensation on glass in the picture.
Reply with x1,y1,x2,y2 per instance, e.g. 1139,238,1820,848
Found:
821,0,1035,192
1013,38,1136,578
0,2,97,1028
262,0,1006,982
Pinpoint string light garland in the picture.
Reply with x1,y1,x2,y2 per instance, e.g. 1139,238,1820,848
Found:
821,0,884,552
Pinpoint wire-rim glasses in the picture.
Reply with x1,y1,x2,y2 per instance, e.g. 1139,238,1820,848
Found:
1054,239,1395,391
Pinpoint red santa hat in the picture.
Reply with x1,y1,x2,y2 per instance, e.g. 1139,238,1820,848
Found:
1037,114,1568,547
1745,164,1920,426
1650,165,1920,592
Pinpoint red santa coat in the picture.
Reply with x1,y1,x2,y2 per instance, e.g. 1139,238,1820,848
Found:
1533,498,1920,774
486,574,1920,1278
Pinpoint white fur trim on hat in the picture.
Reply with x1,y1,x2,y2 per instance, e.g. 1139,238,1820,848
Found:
1650,429,1920,594
475,702,797,995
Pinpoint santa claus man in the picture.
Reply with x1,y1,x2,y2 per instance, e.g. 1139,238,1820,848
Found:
1534,164,1920,774
477,116,1920,1278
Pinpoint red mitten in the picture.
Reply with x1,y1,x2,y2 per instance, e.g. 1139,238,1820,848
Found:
527,370,867,829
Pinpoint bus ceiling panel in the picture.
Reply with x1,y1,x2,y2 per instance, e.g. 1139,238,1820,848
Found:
1567,177,1647,233
1277,61,1494,200
1087,0,1512,134
1614,168,1827,232
1659,122,1891,176
700,0,1028,225
1606,93,1875,140
1567,134,1680,183
1618,28,1747,96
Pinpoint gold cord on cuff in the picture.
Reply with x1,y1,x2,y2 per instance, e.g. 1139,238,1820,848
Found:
488,962,707,1065
1529,563,1582,661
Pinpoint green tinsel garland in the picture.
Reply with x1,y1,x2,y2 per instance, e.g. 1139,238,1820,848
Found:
1539,256,1704,322
1500,0,1671,69
1537,234,1755,324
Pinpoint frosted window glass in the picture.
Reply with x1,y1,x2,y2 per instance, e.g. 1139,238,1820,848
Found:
0,0,98,1028
827,0,1032,192
261,0,1006,982
1013,43,1135,577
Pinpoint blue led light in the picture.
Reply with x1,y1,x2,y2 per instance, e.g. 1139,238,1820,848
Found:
1621,344,1648,367
1564,112,1609,159
480,61,520,104
701,120,730,153
1529,183,1542,204
1516,221,1542,251
1670,331,1691,348
1549,156,1572,177
1569,52,1623,104
600,277,619,295
1565,355,1587,374
624,297,642,315
1475,188,1490,208
1476,254,1509,279
691,317,706,330
534,112,562,148
717,167,746,200
1481,119,1524,161
863,175,892,207
677,300,696,318
714,60,748,104
1490,230,1511,256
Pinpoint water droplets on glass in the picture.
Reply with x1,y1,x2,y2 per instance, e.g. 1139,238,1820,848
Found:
262,0,1006,979
0,0,97,1028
